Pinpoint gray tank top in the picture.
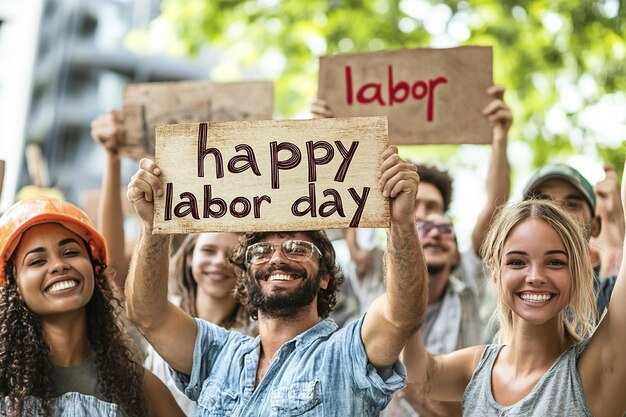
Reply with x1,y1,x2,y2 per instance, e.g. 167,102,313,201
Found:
462,342,594,416
52,356,127,417
52,355,102,399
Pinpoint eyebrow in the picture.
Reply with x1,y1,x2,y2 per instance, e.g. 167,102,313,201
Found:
22,238,82,263
505,249,567,257
59,238,80,247
537,192,584,202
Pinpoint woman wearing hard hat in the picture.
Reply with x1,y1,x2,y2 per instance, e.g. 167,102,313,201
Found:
0,196,184,417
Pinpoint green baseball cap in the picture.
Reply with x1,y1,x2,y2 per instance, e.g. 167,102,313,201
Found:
522,164,596,214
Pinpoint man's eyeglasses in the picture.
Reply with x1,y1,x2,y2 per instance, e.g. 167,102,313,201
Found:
416,220,455,237
245,239,322,266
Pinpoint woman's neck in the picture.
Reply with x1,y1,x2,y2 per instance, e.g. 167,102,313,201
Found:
41,309,91,367
195,290,238,327
505,317,574,375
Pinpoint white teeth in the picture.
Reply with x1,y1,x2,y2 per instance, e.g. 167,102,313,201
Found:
520,293,552,303
269,274,294,282
46,280,78,293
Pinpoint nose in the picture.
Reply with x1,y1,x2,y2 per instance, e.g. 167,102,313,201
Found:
428,225,441,237
214,250,229,265
268,244,289,265
50,257,70,274
526,264,545,284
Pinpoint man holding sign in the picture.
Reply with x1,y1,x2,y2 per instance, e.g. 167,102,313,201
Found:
125,144,427,415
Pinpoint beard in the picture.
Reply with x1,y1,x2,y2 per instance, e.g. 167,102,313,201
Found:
247,264,323,319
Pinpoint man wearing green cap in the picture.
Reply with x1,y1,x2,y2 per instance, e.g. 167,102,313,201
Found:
523,163,622,316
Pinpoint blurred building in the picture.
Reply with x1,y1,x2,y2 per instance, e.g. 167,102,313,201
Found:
0,0,213,212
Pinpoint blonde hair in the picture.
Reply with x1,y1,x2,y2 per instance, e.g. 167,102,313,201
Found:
482,199,597,344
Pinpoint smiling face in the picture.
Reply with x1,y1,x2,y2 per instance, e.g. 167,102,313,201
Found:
499,218,572,327
245,233,329,319
13,223,95,318
189,232,239,300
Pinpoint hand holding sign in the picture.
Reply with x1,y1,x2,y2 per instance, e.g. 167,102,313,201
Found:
378,146,420,223
482,85,513,146
127,158,162,233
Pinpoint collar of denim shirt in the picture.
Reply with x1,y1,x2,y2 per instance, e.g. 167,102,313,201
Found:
240,317,339,360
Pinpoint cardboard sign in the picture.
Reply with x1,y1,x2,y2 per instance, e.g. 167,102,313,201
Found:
122,80,274,159
318,46,493,145
153,117,390,233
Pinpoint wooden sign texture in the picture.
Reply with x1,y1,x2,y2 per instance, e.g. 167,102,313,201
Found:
122,80,273,159
154,117,390,233
318,46,493,145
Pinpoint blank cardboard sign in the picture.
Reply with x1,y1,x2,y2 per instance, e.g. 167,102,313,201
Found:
153,117,390,233
318,46,493,145
122,80,273,159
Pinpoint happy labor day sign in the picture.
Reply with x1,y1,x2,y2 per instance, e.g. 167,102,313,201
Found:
318,46,493,145
153,117,390,233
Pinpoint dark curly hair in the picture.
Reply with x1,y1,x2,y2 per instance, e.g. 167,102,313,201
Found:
169,233,250,330
0,244,147,417
230,231,344,320
415,164,454,213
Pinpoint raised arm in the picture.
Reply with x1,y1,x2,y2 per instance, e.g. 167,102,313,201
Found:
126,158,197,375
592,163,624,279
402,329,484,404
471,86,512,256
361,146,427,368
579,157,626,417
91,110,128,290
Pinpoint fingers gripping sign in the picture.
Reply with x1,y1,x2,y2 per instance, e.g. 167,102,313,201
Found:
127,158,163,231
378,146,420,222
483,86,513,143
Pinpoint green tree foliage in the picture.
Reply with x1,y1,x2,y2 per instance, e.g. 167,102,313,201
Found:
156,0,625,171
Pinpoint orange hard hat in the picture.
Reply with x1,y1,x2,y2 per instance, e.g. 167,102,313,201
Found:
0,196,107,285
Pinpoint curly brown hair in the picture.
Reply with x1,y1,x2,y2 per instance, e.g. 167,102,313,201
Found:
169,233,250,330
0,246,147,417
230,231,344,320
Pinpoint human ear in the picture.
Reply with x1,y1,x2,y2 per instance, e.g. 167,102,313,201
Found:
319,273,330,290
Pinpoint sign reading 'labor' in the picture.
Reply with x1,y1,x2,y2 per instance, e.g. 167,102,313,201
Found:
318,46,493,145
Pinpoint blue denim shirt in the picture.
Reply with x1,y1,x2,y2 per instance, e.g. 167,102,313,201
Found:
173,315,406,416
1,392,121,417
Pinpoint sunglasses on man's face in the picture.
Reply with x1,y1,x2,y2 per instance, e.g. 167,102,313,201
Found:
245,239,322,266
416,220,455,237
